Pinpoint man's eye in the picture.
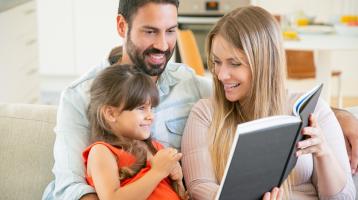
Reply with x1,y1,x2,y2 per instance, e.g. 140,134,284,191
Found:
145,30,155,34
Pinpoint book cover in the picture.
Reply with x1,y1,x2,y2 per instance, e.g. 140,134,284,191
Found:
215,84,323,200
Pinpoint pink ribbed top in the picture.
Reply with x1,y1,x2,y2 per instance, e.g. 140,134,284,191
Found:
181,96,355,200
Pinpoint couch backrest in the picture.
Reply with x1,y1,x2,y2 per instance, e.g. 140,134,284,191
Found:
0,104,57,200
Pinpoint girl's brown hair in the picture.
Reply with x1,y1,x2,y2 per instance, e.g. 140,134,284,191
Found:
87,64,159,180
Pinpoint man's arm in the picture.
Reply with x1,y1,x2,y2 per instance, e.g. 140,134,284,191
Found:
51,87,96,199
80,193,99,200
332,107,358,174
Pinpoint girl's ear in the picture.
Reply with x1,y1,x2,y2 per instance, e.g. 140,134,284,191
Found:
116,14,127,38
102,105,118,123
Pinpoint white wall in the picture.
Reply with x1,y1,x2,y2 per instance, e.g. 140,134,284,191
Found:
37,0,122,76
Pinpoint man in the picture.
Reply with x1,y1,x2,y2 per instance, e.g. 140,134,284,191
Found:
333,107,358,174
43,0,358,199
43,1,210,199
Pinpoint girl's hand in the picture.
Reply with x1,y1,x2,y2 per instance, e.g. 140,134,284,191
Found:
262,187,283,200
150,148,182,178
296,114,330,158
176,180,189,200
169,162,183,181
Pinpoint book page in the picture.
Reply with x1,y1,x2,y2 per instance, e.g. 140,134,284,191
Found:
293,84,323,116
236,115,301,133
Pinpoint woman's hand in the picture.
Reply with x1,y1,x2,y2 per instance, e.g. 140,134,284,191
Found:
150,148,182,178
262,187,283,200
296,114,330,158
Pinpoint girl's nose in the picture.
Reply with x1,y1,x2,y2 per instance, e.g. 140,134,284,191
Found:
145,111,154,121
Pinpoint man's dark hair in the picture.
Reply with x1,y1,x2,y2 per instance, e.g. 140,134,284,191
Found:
118,0,179,25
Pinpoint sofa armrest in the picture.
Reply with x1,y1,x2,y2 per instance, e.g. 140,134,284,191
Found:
0,104,57,199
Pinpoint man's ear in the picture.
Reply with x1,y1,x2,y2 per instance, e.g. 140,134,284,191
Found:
117,15,127,38
102,105,118,123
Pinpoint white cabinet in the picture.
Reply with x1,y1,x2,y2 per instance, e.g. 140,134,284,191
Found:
0,1,40,104
37,0,122,76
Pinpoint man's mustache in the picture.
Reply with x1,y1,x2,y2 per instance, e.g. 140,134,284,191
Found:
143,48,171,57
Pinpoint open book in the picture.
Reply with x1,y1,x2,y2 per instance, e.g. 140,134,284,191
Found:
215,84,323,200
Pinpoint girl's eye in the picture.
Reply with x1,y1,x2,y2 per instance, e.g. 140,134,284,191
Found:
137,106,145,110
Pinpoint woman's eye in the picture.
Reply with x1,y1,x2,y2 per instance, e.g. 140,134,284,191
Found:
231,63,242,67
213,60,221,65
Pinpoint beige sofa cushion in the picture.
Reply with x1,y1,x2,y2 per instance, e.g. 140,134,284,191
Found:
0,104,57,200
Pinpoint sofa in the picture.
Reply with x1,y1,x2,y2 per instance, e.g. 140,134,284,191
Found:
0,104,56,200
0,103,357,199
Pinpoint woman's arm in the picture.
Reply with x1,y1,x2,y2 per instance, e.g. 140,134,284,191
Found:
87,144,181,200
297,99,355,199
181,99,219,200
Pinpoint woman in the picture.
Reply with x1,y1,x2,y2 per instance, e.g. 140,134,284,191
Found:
181,6,355,200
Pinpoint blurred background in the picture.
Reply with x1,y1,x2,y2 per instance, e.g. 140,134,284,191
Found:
0,0,357,108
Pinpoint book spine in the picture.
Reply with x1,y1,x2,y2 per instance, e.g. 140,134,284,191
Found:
278,122,303,186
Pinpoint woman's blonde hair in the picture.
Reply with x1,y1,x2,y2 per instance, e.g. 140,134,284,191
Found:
206,5,292,196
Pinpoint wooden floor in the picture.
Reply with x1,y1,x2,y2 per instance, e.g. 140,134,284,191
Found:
331,96,358,108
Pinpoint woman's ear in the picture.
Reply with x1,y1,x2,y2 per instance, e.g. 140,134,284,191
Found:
116,15,127,38
102,105,118,123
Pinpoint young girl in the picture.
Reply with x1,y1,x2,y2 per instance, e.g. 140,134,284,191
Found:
181,6,355,200
83,64,187,200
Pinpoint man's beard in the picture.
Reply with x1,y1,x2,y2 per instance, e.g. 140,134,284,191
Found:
126,36,173,76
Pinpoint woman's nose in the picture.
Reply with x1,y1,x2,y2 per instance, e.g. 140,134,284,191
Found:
217,65,230,81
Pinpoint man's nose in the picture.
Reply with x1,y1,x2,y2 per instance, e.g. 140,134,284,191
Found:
153,33,169,52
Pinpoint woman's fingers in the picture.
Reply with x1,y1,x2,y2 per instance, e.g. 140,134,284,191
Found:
262,187,282,200
309,114,318,128
270,187,279,200
262,192,270,200
297,137,321,149
277,187,283,199
301,126,319,137
296,114,330,157
296,146,319,156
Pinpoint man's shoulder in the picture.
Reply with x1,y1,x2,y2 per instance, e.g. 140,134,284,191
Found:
166,63,211,86
68,60,109,89
59,60,110,106
162,63,212,98
166,62,196,78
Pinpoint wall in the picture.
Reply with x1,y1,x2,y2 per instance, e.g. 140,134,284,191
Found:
37,0,121,76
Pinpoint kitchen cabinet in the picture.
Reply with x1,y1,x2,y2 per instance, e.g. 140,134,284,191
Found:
0,0,40,104
37,0,122,76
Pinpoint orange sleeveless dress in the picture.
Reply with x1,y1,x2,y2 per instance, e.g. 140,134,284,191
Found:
82,141,180,200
